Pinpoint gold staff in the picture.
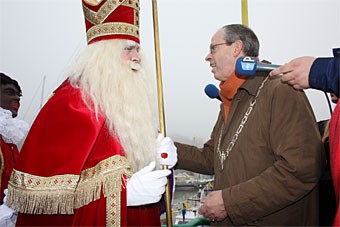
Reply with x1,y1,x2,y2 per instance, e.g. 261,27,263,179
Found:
241,0,249,26
151,0,173,226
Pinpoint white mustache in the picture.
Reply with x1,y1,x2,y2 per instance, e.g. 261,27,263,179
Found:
129,61,141,71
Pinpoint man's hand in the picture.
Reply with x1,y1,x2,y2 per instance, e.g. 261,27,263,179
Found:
269,56,316,90
198,190,227,222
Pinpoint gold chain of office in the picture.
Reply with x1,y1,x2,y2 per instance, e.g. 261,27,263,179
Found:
217,76,269,170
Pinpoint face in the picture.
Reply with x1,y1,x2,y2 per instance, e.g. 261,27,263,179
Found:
0,83,21,117
121,41,141,71
205,29,240,82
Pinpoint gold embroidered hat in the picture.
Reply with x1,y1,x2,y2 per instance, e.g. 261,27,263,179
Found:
82,0,140,44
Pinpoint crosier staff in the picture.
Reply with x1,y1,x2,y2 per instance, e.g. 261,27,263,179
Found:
151,0,173,226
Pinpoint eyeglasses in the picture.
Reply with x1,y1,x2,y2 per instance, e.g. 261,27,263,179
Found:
209,42,227,54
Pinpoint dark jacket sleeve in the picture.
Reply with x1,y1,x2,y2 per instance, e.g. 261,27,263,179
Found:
309,48,339,97
175,112,223,175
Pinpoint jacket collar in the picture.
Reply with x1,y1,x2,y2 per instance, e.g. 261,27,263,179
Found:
239,72,268,97
219,72,269,121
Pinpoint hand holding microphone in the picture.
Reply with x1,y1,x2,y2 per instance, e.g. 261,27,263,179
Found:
269,56,316,90
236,55,315,90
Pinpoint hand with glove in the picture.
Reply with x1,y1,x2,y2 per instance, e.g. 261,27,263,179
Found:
127,161,171,206
3,189,9,204
0,189,16,227
157,133,178,169
0,203,16,227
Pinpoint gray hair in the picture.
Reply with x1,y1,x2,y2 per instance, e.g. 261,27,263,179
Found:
221,24,259,57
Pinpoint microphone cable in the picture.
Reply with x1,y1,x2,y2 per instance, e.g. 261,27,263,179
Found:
324,92,333,116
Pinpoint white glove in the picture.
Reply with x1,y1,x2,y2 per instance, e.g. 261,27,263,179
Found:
127,161,171,206
0,189,17,227
0,203,16,227
3,189,9,204
157,133,178,169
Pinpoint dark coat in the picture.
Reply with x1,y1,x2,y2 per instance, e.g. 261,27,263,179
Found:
309,48,339,97
176,74,325,226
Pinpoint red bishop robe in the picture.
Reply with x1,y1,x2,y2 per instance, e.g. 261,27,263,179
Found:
7,79,161,226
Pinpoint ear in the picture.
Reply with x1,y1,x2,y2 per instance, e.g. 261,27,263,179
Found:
232,40,243,57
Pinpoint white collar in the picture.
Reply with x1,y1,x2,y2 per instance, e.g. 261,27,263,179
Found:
0,107,29,145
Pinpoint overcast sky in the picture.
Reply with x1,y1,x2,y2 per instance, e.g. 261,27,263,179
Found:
1,0,339,146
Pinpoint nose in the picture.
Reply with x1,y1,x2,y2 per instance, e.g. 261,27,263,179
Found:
11,93,20,103
205,53,212,62
130,50,141,63
131,56,141,63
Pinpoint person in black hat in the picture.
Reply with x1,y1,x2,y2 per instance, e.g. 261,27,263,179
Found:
0,72,28,226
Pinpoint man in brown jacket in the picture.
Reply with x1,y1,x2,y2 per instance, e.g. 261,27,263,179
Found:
175,24,324,226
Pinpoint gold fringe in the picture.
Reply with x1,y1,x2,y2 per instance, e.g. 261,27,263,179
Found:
7,185,75,214
74,168,131,208
75,155,131,208
7,155,132,215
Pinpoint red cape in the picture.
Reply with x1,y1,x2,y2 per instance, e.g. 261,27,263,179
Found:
8,80,130,226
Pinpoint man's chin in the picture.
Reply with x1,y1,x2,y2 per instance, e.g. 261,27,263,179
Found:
11,109,18,118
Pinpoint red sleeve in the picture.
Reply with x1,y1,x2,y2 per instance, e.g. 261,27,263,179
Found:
15,81,105,177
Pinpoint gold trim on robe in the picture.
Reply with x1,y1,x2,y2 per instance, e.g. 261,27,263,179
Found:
106,189,122,226
7,155,131,217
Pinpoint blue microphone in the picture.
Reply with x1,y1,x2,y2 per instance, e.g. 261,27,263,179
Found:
235,56,281,76
204,84,221,101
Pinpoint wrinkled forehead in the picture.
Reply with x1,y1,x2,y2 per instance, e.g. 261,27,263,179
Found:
211,29,225,42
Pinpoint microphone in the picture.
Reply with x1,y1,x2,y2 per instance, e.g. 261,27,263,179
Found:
235,56,281,76
204,84,221,101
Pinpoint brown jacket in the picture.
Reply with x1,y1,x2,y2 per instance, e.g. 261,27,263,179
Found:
176,74,324,226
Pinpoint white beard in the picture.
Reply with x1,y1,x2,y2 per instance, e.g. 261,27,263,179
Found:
68,40,159,173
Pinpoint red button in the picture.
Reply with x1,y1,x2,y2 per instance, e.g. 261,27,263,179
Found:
161,153,168,159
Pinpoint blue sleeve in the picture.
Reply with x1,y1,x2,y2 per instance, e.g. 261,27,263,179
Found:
309,48,339,97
